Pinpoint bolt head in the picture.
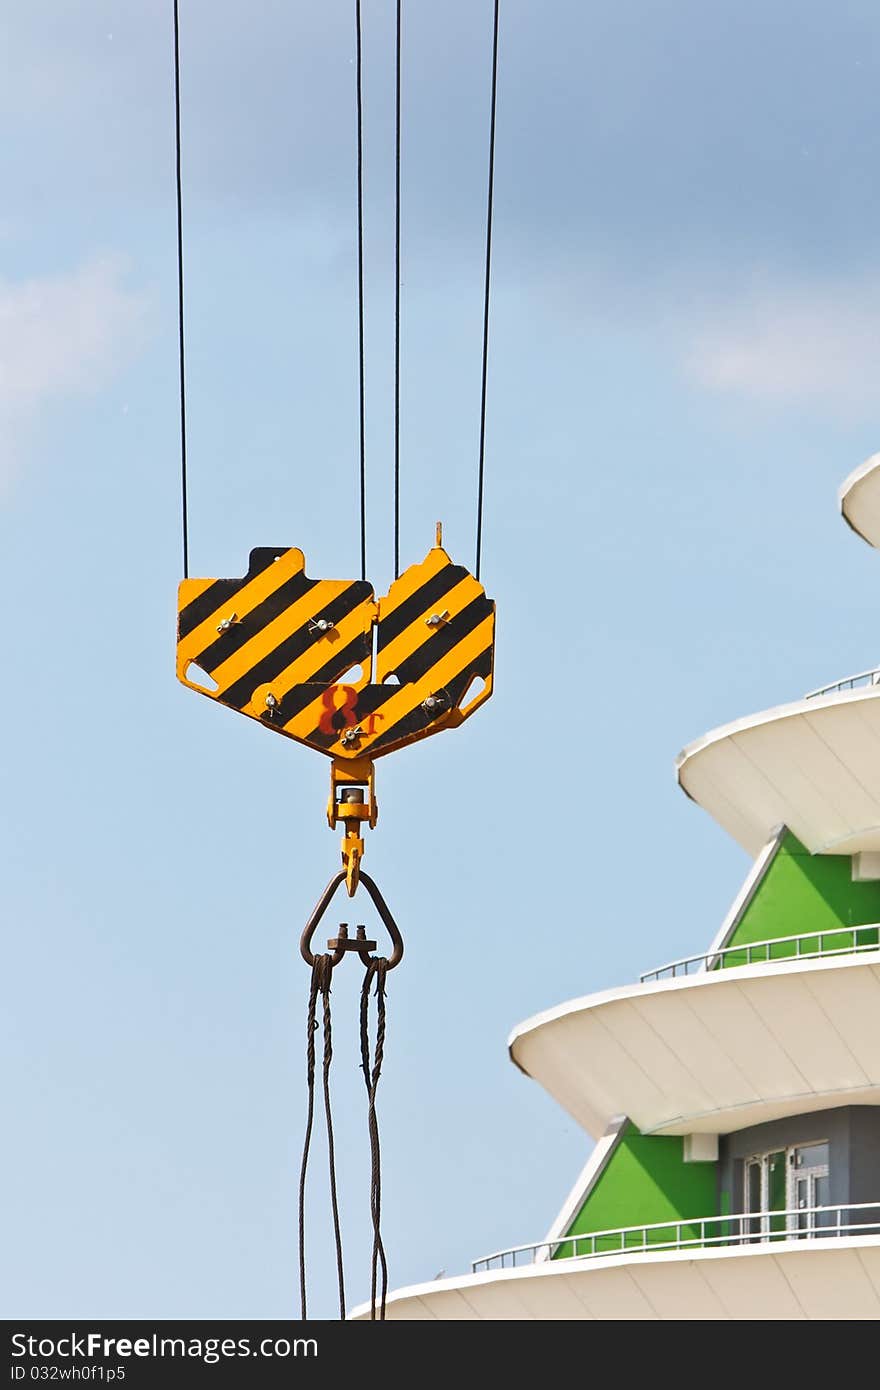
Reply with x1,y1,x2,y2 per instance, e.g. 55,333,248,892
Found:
265,693,277,708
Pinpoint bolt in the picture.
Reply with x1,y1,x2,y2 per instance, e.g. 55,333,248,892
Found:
265,693,277,708
340,787,366,804
423,693,449,715
310,617,334,634
425,609,449,628
341,725,363,746
217,611,238,633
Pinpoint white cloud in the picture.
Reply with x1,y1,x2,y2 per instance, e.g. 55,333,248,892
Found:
685,278,880,409
0,256,148,468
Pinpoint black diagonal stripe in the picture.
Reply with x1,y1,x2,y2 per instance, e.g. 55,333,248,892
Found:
190,568,316,673
265,632,372,726
366,645,493,754
376,560,463,650
381,593,492,689
178,547,288,639
219,581,372,711
302,612,494,753
178,578,238,640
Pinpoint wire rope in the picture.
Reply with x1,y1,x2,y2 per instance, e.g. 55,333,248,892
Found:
393,0,402,578
355,1,368,582
172,0,190,578
475,0,501,581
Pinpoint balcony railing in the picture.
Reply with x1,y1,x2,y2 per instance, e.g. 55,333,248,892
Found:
805,667,880,699
639,924,880,984
471,1202,880,1274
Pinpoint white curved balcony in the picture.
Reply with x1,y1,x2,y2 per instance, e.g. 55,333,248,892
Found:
352,1229,880,1320
840,452,880,548
508,950,880,1138
676,682,880,856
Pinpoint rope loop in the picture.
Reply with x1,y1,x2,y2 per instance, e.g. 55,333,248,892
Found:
298,953,346,1321
360,956,389,1319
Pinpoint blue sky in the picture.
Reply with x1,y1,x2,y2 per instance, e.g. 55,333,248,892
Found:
4,1,880,1318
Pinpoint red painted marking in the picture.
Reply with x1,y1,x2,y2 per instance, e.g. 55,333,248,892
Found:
318,684,360,734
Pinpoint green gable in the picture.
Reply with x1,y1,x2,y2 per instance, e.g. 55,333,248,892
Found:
721,829,880,960
558,1124,717,1255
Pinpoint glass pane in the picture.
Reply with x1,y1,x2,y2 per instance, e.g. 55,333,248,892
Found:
814,1174,833,1230
794,1142,829,1169
796,1177,809,1232
747,1161,762,1212
767,1153,786,1208
767,1151,786,1235
745,1161,762,1238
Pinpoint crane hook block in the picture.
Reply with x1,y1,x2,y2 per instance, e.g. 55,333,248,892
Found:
176,542,495,763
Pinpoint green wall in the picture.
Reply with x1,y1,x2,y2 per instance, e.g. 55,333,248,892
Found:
720,830,880,963
557,1125,717,1255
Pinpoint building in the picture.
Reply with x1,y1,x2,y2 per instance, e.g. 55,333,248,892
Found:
354,457,880,1320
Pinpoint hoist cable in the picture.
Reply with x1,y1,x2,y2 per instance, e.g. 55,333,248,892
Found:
320,965,346,1320
475,0,501,582
355,1,368,583
360,960,389,1320
297,964,321,1320
393,0,402,579
297,958,346,1321
172,0,190,579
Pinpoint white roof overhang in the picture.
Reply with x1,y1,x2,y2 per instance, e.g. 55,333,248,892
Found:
508,952,880,1138
676,685,880,856
840,453,880,548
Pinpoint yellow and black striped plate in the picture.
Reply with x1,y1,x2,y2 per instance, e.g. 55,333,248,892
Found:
176,545,495,761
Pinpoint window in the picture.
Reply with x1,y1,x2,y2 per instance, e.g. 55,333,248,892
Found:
791,1142,831,1235
743,1149,786,1238
743,1141,829,1238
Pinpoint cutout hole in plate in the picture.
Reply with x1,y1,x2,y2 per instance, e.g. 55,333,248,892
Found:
185,661,218,692
459,674,486,714
336,665,364,685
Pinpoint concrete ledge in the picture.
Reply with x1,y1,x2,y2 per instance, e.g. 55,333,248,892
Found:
351,1235,880,1320
508,953,880,1138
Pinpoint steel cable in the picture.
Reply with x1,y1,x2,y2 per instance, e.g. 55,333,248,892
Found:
297,962,321,1320
475,0,501,581
360,959,389,1319
393,0,402,578
355,0,368,582
298,956,346,1321
320,961,346,1320
172,0,189,578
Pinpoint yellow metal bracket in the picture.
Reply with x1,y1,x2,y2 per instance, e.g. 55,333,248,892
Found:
326,756,377,896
